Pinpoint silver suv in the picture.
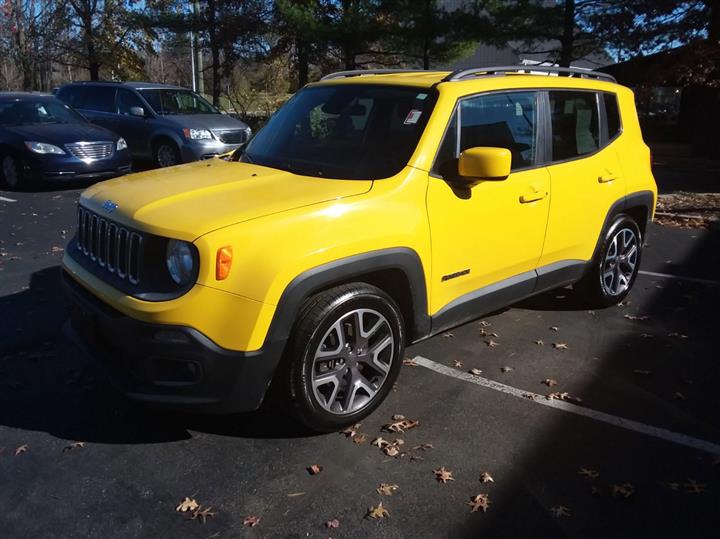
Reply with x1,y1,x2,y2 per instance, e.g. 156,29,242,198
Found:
56,82,251,168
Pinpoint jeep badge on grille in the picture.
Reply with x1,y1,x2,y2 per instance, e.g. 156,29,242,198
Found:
102,200,119,213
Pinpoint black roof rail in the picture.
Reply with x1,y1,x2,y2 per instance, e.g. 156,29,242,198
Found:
442,65,616,83
321,69,430,81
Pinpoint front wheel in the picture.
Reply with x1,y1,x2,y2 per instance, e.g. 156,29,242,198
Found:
283,283,405,432
575,214,642,307
153,141,180,168
1,154,22,189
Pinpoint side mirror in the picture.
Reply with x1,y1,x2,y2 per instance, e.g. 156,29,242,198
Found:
129,106,145,117
458,147,512,180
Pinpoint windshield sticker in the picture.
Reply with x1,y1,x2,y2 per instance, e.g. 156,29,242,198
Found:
416,93,428,100
404,109,423,125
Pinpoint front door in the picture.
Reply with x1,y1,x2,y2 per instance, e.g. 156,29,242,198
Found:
426,90,551,317
114,89,152,157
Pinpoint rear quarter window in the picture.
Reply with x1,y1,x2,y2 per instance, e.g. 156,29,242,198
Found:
603,92,622,140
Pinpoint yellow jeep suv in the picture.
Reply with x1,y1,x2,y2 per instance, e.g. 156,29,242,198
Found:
63,66,656,431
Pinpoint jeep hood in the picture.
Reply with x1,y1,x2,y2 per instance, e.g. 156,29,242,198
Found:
80,159,372,241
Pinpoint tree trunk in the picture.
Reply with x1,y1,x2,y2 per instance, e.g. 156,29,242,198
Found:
558,0,575,67
12,0,32,90
296,36,309,87
208,0,220,105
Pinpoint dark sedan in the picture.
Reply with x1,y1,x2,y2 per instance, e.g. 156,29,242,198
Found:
0,93,131,189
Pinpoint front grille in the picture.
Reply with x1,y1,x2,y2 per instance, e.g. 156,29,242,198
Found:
66,141,115,161
213,129,248,144
76,206,142,285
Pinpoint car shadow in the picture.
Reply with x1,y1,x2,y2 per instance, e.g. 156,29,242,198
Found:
0,266,312,445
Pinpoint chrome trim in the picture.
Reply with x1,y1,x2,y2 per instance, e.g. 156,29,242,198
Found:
66,141,115,162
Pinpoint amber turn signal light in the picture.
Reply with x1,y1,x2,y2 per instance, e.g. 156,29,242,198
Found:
216,246,233,280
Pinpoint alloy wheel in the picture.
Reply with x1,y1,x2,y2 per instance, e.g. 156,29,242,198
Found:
311,308,395,415
601,227,638,296
156,144,177,167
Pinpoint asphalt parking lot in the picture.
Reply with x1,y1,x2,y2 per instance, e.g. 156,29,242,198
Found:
1,182,720,538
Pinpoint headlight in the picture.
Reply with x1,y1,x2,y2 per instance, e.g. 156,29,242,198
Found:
244,126,252,139
166,239,195,285
116,138,128,151
183,128,213,140
24,141,65,155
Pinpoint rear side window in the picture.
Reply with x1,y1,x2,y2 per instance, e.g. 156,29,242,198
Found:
81,86,116,112
57,86,86,109
549,91,599,161
603,93,621,140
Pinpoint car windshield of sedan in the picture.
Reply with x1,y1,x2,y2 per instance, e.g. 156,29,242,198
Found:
0,99,86,126
240,84,438,180
139,89,218,115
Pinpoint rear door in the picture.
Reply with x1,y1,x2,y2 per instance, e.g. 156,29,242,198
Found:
538,90,626,268
75,85,117,132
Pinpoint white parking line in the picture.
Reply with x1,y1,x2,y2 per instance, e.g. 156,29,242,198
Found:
413,356,720,456
0,196,17,203
638,270,719,286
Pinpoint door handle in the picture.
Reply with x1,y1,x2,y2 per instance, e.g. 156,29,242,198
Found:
519,190,547,204
598,173,616,183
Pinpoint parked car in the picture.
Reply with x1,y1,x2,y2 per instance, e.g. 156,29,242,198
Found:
0,92,131,189
56,82,252,168
62,66,656,431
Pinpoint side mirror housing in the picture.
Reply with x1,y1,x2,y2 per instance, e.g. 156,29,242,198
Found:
458,147,512,180
129,106,145,117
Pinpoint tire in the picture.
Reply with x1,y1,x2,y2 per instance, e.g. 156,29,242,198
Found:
282,283,405,432
575,214,642,307
153,140,180,168
1,153,22,190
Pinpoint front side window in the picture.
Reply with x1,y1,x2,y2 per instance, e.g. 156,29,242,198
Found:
138,89,217,115
549,91,600,161
117,89,146,115
432,91,538,177
241,85,438,180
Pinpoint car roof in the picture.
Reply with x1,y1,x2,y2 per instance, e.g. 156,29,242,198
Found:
62,81,186,91
0,91,56,100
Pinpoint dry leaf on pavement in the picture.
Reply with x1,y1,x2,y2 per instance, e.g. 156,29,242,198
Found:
443,332,454,338
326,518,340,528
668,332,688,339
191,507,216,523
673,392,687,401
550,505,571,517
542,379,558,387
402,358,418,366
480,472,494,483
547,392,582,404
550,326,559,331
176,497,200,513
62,442,85,452
535,339,544,345
340,423,361,438
624,314,649,321
366,502,390,519
479,321,490,327
434,466,454,483
552,343,569,350
243,515,261,527
453,360,463,368
383,418,419,433
500,366,513,373
578,468,599,480
485,339,499,348
15,444,28,456
684,479,706,493
469,368,483,376
372,437,389,448
377,483,399,496
353,434,368,445
467,493,491,513
308,464,323,475
611,483,636,498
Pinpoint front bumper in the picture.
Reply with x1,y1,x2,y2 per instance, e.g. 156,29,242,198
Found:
62,270,284,413
23,151,132,181
180,140,243,162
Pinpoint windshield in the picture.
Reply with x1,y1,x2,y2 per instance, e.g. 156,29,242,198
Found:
0,99,87,126
240,84,437,180
138,89,218,115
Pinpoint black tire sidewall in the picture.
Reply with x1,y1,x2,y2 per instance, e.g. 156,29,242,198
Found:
591,215,642,304
1,153,21,189
154,142,180,168
290,286,404,431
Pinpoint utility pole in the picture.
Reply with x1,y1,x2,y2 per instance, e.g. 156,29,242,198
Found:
191,0,204,94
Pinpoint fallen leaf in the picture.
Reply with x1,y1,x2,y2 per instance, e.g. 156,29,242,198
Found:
443,332,454,338
485,339,499,348
500,366,513,373
640,333,654,339
467,493,491,513
550,505,571,517
522,393,536,400
668,332,689,339
488,332,499,338
176,497,199,513
372,437,389,448
547,392,583,404
684,479,706,493
384,445,400,457
665,482,681,491
15,444,28,456
552,343,569,350
412,443,434,451
366,502,390,519
340,423,361,438
402,358,418,366
479,321,490,327
308,464,323,475
434,466,454,484
287,492,305,497
673,392,687,401
376,483,399,496
624,314,649,321
535,339,544,345
392,414,405,420
243,515,261,527
453,360,463,368
480,472,494,484
469,368,483,376
326,518,340,529
611,482,636,498
353,434,367,445
591,486,602,496
191,507,216,524
62,442,85,452
383,418,420,433
542,378,558,387
578,468,599,480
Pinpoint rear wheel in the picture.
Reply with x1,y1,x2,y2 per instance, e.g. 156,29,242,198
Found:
1,153,22,189
282,283,404,432
576,214,642,307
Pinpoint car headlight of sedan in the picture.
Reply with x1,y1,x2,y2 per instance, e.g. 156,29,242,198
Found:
24,141,65,155
116,138,128,151
183,128,213,140
166,239,196,286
